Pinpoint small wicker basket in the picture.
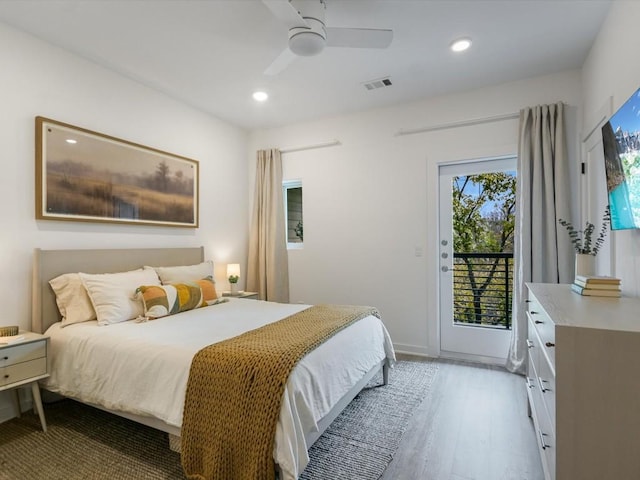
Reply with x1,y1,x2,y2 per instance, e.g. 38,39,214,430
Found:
0,326,19,337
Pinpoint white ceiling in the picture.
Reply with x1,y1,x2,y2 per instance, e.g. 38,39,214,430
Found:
0,0,612,130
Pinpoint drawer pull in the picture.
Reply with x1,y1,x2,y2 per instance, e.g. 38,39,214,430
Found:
526,339,534,349
545,342,555,348
534,320,543,324
3,374,8,379
2,356,7,361
525,300,531,303
538,377,551,393
538,430,550,450
530,311,539,315
525,377,535,389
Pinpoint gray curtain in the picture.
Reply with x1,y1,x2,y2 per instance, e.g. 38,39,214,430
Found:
247,149,290,303
506,102,573,374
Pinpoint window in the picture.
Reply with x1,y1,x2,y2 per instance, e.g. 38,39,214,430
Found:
283,180,303,248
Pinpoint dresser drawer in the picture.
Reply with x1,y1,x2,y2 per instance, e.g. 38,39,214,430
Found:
536,410,556,480
527,293,556,370
528,315,556,427
529,362,556,480
0,340,46,367
0,357,47,387
536,350,556,427
527,316,540,368
526,350,539,395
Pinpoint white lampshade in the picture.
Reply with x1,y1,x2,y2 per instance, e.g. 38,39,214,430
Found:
227,263,241,278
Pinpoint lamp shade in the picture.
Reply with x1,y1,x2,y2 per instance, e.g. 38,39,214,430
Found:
227,263,241,278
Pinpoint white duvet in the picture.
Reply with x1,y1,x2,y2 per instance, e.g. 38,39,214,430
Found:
43,298,395,480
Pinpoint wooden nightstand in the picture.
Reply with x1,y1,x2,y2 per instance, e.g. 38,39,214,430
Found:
222,291,258,300
0,332,49,431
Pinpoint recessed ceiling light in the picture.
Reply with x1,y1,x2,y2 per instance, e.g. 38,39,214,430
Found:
65,139,77,144
252,91,269,102
450,38,472,53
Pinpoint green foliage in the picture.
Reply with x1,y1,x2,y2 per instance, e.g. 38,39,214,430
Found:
228,275,239,284
294,221,303,241
452,172,516,328
453,173,516,253
558,206,610,255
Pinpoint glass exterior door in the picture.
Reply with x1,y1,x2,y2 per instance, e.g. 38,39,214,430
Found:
438,157,516,360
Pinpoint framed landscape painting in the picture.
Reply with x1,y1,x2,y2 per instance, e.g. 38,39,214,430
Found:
36,117,199,228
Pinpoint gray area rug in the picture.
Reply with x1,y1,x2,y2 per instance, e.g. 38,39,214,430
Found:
0,360,437,480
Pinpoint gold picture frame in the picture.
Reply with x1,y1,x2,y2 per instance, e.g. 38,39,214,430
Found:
36,117,199,228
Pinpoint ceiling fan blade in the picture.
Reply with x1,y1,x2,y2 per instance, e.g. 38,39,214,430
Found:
264,47,298,76
326,27,393,49
262,0,309,29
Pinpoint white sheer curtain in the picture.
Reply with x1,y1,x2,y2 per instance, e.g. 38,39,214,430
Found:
506,102,573,374
247,149,290,303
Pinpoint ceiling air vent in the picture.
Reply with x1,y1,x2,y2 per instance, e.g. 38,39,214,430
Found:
362,77,392,91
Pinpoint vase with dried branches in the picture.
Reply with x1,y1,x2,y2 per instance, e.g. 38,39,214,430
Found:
558,206,610,277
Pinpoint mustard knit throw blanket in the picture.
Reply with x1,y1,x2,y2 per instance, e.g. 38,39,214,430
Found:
181,304,380,480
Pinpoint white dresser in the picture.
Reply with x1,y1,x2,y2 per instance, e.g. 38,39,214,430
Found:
526,283,640,480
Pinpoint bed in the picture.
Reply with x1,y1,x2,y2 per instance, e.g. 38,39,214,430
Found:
32,247,395,480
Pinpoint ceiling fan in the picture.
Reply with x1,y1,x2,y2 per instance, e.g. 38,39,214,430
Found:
262,0,393,75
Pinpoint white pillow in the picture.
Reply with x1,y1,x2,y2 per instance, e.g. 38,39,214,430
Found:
79,267,160,325
49,273,97,327
153,261,214,285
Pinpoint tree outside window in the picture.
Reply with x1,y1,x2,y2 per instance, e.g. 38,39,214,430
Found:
283,180,303,248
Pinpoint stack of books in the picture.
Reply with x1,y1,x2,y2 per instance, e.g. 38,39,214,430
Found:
571,275,621,297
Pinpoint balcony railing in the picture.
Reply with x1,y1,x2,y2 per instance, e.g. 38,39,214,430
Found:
453,252,514,330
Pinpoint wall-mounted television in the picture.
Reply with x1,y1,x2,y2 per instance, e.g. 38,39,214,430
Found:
602,88,640,230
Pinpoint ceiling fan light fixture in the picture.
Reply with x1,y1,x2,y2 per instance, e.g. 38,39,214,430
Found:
288,18,327,57
262,0,393,75
287,0,327,56
289,31,325,56
450,37,472,52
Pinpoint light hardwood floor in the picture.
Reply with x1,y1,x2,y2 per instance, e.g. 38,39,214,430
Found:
381,355,544,480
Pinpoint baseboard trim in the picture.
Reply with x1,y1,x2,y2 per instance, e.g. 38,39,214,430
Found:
395,343,507,368
439,349,506,367
393,343,434,357
0,389,34,424
0,403,17,424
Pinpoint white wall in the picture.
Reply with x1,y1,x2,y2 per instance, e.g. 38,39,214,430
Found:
250,70,583,356
581,0,640,297
0,22,249,417
0,21,251,330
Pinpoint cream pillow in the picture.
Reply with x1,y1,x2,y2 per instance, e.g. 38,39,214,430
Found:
153,261,214,285
49,273,97,327
80,267,160,325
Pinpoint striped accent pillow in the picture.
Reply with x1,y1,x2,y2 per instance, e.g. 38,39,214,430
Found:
193,276,218,305
137,277,217,319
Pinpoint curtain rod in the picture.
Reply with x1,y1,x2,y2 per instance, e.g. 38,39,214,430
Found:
395,112,519,137
280,139,341,154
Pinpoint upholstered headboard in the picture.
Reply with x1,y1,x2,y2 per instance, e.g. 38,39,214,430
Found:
32,247,205,334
